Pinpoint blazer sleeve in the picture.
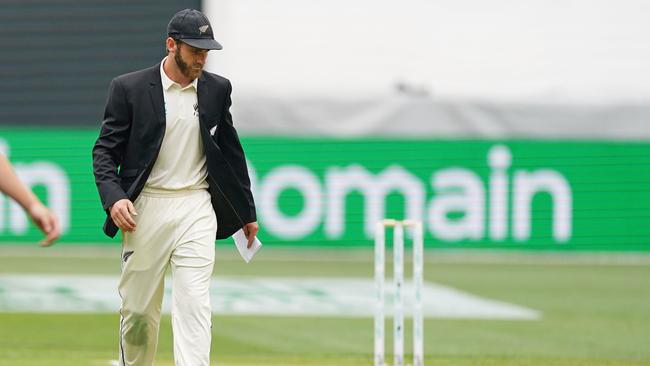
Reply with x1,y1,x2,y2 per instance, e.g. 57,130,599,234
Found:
217,80,257,223
92,77,131,211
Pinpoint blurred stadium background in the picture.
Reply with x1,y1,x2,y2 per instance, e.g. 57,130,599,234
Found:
0,1,649,365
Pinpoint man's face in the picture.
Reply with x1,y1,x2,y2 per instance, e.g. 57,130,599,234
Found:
174,41,208,80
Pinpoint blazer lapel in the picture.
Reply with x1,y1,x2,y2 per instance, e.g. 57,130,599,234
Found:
197,76,210,131
148,64,166,129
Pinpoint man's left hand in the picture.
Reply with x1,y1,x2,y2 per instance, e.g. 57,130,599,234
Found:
242,222,259,249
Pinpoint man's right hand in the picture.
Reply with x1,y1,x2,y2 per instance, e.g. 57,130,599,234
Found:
110,199,138,232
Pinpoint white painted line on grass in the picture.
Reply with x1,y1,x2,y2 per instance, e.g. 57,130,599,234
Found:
0,274,539,320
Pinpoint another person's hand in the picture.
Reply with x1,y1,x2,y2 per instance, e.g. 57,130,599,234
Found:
0,154,61,246
27,202,61,247
243,221,259,249
110,199,138,232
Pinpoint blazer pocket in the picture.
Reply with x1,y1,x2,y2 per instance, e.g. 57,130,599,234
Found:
208,122,219,137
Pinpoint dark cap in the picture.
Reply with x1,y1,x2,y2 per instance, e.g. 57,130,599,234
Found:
167,9,222,50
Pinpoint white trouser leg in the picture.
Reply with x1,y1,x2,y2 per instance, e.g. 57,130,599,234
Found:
118,194,174,366
171,191,217,366
118,272,165,366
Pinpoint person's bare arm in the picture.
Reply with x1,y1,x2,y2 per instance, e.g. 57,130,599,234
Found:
0,155,60,246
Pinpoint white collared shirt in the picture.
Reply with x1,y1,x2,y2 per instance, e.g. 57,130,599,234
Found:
143,57,208,192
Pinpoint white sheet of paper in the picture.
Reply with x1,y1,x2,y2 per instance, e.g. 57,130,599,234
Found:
233,229,262,263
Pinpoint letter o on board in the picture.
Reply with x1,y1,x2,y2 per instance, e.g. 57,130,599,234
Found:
259,166,322,239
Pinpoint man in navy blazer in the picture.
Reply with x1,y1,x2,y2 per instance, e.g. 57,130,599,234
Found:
92,9,258,366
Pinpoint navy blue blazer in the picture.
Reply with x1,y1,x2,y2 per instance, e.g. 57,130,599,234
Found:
92,63,256,239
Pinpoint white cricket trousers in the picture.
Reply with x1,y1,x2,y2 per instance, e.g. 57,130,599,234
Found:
118,189,218,366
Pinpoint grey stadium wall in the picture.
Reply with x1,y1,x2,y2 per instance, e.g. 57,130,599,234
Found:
0,0,200,126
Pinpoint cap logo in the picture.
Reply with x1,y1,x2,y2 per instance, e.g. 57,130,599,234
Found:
199,25,210,34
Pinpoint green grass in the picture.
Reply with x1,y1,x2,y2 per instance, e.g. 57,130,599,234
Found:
0,246,649,365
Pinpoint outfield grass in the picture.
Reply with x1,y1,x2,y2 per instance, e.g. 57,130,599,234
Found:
0,246,649,365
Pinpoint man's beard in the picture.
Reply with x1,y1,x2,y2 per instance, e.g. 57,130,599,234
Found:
174,50,202,80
